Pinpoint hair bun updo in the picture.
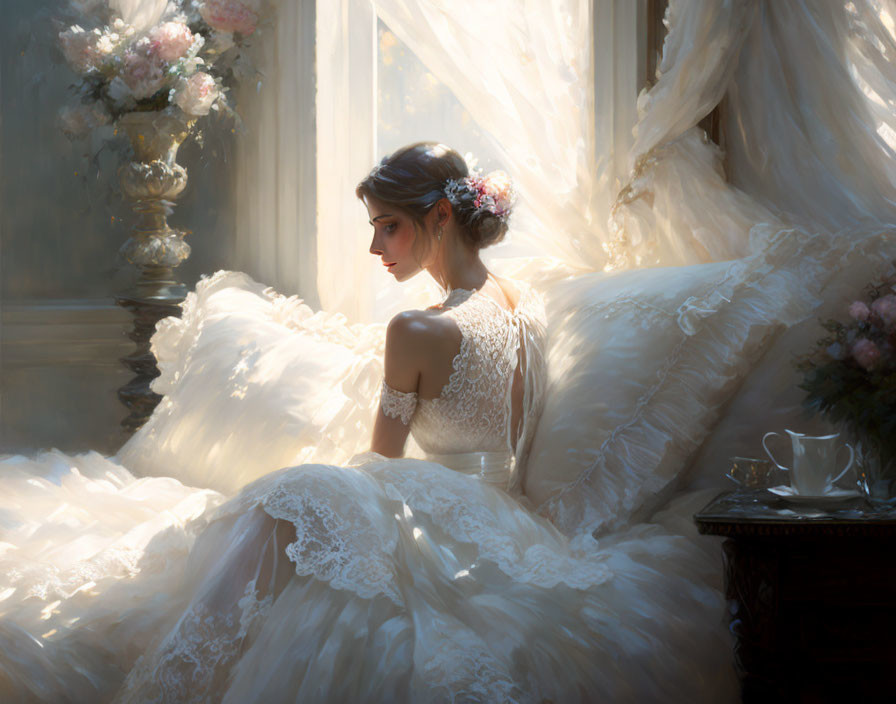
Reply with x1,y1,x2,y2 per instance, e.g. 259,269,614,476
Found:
356,142,514,250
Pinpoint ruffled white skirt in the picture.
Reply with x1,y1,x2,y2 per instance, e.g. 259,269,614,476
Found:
0,448,736,703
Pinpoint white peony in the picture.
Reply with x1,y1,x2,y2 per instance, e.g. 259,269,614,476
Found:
59,25,100,74
173,72,219,116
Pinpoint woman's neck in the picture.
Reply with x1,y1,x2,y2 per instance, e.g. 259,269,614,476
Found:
425,234,489,293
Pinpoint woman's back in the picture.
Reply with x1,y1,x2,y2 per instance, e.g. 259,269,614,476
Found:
385,277,546,463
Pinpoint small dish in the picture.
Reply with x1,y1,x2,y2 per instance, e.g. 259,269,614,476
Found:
767,485,861,503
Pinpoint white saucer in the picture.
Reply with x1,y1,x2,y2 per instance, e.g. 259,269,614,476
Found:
767,485,861,503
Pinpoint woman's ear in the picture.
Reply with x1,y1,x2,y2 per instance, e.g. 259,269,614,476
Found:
436,197,452,228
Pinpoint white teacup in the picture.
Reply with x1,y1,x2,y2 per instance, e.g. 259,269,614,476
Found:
762,430,855,496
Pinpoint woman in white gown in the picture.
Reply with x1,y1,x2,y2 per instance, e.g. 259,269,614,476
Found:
0,144,736,703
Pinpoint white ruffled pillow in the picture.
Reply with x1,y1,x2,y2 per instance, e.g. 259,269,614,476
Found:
524,232,823,537
116,271,387,495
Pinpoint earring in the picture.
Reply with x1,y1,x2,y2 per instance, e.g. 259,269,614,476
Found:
437,227,443,242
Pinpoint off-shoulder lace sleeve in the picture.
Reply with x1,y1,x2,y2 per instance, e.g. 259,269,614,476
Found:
380,379,418,425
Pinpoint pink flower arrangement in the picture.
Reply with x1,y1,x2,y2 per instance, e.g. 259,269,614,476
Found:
798,272,896,470
198,0,260,36
55,1,264,138
871,293,896,329
473,171,514,217
122,42,168,100
173,72,219,116
851,337,881,371
148,21,195,63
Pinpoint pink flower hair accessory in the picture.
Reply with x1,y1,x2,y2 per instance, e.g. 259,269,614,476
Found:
444,166,516,223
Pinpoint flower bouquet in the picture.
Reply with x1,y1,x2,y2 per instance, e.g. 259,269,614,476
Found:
56,0,263,139
796,271,896,495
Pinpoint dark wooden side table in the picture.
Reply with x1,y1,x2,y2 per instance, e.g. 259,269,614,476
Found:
695,490,896,703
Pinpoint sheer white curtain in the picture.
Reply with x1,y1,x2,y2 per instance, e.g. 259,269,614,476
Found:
229,0,894,320
724,0,896,231
609,0,896,272
313,0,648,322
372,0,601,271
232,0,319,307
607,0,780,270
314,0,380,322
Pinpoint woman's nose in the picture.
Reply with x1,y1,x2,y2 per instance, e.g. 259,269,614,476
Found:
369,234,381,256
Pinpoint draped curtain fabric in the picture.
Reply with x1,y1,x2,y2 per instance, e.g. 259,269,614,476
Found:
606,0,778,270
122,0,896,318
724,0,896,231
609,0,896,272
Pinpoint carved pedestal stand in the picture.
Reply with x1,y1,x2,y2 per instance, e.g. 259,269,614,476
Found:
116,111,194,434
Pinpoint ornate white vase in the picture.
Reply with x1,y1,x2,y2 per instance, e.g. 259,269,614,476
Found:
117,110,195,298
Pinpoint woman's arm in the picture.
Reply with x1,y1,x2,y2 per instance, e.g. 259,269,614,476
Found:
370,311,429,458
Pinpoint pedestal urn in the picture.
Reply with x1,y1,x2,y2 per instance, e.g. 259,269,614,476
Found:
115,110,195,434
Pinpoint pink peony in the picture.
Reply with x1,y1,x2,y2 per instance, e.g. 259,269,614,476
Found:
148,21,195,63
849,300,871,322
198,0,260,35
851,337,881,371
871,294,896,330
173,72,219,115
122,44,168,99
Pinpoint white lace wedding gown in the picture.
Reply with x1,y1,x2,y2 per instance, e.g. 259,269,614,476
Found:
0,281,737,703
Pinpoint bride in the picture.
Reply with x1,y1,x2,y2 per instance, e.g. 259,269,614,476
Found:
0,143,736,703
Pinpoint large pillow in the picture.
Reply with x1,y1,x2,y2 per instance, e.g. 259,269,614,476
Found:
116,271,389,495
683,233,896,489
524,228,831,537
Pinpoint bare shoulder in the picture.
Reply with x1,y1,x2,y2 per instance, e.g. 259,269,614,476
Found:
385,308,457,362
386,308,446,341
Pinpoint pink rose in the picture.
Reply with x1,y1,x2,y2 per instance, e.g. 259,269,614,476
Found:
849,300,871,322
122,44,168,99
173,72,219,116
199,0,260,35
149,21,195,63
871,294,896,330
851,337,881,371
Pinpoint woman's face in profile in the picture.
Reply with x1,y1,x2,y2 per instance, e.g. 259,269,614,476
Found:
365,196,427,281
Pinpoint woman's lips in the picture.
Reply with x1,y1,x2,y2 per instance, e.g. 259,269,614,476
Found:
383,261,397,268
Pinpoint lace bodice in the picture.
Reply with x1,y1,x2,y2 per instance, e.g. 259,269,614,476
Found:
381,283,547,459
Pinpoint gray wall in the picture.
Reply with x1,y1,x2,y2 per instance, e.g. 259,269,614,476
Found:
1,1,238,454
